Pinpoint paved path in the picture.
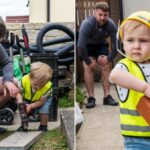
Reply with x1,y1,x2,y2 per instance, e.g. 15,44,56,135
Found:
76,83,124,150
0,110,60,131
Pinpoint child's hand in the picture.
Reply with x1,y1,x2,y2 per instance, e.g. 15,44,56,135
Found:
144,85,150,98
26,104,33,113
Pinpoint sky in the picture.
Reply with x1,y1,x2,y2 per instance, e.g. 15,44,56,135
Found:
0,0,29,21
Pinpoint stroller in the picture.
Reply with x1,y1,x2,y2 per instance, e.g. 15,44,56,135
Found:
0,98,17,125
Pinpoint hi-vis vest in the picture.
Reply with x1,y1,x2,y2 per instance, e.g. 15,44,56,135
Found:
21,75,52,102
117,58,150,137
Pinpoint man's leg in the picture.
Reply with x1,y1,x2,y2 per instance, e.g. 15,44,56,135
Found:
99,62,111,97
83,61,96,108
98,59,118,106
83,62,95,97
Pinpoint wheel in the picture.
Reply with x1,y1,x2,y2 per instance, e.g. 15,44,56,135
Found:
36,23,74,55
0,108,14,125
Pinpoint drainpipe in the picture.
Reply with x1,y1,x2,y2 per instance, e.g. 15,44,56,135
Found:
119,0,123,21
47,0,50,22
118,0,124,55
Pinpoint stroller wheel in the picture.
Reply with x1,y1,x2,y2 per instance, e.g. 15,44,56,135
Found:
5,98,18,112
0,108,14,125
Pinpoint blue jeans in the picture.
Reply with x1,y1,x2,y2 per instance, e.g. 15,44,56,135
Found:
124,136,150,150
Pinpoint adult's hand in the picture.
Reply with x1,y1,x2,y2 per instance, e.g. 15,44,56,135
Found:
98,55,109,65
3,81,19,97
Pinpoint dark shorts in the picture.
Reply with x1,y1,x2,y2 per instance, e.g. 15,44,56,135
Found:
87,43,109,58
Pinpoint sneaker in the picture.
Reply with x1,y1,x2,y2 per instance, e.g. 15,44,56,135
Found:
38,125,48,132
86,97,96,108
103,95,118,106
0,127,6,133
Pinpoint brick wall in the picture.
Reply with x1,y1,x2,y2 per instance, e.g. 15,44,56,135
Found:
6,22,74,45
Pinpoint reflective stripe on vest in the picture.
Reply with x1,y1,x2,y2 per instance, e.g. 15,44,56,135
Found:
117,58,150,137
22,75,52,102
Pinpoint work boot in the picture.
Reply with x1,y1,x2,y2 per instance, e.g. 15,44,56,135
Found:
103,95,118,106
18,102,28,131
86,97,96,108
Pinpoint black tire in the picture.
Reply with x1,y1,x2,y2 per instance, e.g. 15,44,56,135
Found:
36,23,74,53
0,108,14,125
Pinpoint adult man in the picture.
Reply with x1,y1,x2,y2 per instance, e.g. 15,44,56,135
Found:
78,2,118,108
0,18,19,132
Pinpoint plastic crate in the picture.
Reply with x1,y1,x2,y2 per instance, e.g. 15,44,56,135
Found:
30,53,59,121
30,53,58,71
30,53,59,86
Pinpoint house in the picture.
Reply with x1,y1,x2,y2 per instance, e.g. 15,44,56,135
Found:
29,0,75,23
6,0,75,23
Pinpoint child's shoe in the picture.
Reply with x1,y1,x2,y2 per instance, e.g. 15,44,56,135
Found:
38,125,48,132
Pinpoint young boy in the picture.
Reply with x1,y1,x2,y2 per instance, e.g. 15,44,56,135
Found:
109,11,150,149
17,61,53,132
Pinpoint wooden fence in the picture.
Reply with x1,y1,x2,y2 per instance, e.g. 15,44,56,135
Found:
76,0,96,27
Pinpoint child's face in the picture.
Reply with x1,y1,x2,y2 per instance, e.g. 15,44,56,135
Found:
30,79,45,90
123,25,150,63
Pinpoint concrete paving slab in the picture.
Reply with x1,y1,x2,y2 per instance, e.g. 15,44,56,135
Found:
76,83,124,150
0,109,60,131
60,108,74,150
0,131,42,150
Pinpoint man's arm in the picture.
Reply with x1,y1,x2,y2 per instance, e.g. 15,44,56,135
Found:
0,44,13,82
77,21,93,65
0,44,19,97
107,20,118,62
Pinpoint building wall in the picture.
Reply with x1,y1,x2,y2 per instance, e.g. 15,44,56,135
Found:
29,0,75,23
50,0,75,22
29,0,47,23
122,0,150,18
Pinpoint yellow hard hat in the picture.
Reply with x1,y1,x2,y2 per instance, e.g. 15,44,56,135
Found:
119,11,150,39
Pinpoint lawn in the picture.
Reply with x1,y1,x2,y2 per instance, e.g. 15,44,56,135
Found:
30,128,69,150
0,129,68,150
0,131,14,141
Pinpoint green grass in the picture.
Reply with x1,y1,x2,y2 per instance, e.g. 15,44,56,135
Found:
76,85,87,107
30,128,69,150
58,96,74,108
0,131,14,141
